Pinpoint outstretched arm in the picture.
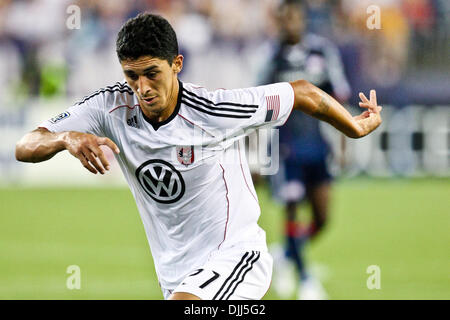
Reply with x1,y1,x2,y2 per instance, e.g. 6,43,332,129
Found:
16,128,120,174
290,80,382,138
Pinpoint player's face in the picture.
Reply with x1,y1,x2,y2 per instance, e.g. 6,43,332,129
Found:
278,4,305,44
121,55,183,120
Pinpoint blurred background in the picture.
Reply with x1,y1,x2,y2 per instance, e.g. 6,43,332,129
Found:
0,0,449,299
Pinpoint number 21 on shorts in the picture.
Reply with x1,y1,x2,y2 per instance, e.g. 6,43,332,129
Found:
184,269,221,289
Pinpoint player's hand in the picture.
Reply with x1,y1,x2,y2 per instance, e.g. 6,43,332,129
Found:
354,90,382,137
63,132,120,174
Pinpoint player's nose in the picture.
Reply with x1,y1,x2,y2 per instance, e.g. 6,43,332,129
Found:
138,76,152,96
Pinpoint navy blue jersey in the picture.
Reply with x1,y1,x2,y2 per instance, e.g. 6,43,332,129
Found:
262,34,350,163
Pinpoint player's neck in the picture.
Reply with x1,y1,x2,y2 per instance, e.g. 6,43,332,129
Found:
165,78,180,119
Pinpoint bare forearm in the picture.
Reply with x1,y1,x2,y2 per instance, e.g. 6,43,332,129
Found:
15,128,67,163
290,80,362,138
16,128,120,174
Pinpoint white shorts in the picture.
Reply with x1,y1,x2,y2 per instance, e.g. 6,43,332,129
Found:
162,248,273,300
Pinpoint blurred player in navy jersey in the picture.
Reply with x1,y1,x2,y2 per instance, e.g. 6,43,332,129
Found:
262,0,351,299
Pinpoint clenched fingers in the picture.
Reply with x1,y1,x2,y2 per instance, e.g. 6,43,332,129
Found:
90,145,110,172
65,132,120,175
78,152,98,174
82,147,105,174
75,145,109,175
83,137,119,174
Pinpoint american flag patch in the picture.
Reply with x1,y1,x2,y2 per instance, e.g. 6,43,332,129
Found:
265,95,280,122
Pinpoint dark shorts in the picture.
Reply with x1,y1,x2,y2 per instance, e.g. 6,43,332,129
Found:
271,157,333,203
284,158,332,188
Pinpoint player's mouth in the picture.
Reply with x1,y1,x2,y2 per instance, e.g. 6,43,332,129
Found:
142,96,157,105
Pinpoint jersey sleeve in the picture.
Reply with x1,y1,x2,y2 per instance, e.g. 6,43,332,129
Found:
200,82,295,134
38,91,105,136
249,82,295,128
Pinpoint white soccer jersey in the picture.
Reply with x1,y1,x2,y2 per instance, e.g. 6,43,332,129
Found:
39,80,294,289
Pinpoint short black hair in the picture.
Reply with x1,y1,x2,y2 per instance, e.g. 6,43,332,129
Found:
116,13,179,64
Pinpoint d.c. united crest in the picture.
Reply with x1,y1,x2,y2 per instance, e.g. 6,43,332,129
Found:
176,146,194,166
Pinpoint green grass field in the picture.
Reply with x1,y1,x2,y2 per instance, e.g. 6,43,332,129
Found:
1,178,449,299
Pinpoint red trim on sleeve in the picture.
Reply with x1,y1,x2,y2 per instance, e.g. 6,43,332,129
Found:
237,142,259,205
217,163,230,250
108,104,136,113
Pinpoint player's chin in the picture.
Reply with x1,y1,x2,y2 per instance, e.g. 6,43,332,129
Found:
141,103,164,117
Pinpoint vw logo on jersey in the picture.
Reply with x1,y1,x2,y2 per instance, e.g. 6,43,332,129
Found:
135,159,185,204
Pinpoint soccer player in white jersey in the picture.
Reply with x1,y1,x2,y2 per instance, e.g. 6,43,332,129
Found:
15,13,382,300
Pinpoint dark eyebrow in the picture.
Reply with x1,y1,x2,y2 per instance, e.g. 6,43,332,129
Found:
124,70,137,76
143,66,159,73
124,66,159,75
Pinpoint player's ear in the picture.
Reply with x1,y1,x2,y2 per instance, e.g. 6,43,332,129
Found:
172,54,183,74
